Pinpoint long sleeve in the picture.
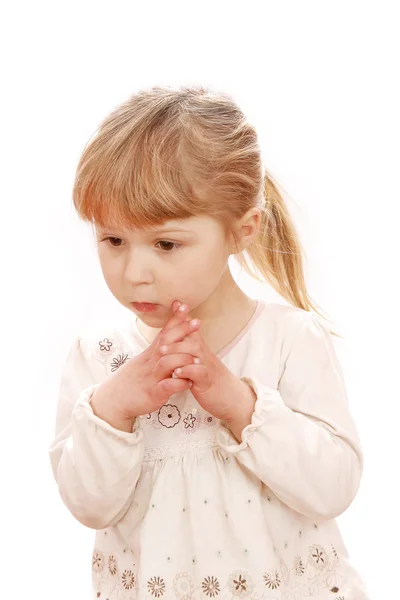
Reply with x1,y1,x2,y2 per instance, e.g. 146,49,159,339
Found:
217,311,364,521
48,337,145,530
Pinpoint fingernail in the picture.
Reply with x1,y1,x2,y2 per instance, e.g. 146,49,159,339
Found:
179,305,186,312
194,358,201,364
175,301,182,308
190,318,200,326
188,381,193,387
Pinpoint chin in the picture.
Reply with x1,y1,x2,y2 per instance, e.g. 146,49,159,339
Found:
130,306,168,323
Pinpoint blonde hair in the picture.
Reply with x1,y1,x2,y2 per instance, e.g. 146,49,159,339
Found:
72,85,340,337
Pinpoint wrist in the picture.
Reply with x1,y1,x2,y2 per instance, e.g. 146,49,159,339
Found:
90,388,135,433
225,379,257,443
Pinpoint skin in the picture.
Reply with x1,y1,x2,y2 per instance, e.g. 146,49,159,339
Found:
94,209,262,441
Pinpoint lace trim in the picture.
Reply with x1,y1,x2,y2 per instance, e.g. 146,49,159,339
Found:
143,436,218,461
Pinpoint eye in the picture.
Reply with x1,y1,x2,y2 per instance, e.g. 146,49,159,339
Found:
156,241,182,252
102,237,181,253
103,237,123,247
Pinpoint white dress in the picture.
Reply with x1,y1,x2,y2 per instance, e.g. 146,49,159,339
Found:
48,299,370,599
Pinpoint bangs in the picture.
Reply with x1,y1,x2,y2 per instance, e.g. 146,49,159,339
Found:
73,112,210,231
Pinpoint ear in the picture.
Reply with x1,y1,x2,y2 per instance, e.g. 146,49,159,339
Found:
230,208,262,254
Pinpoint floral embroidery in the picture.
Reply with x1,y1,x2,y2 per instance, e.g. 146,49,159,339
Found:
308,544,328,570
147,576,166,597
108,554,118,576
263,569,281,589
203,414,216,428
228,570,254,597
94,333,134,376
293,555,305,576
183,413,196,429
110,352,130,372
92,549,105,573
173,572,195,599
98,338,113,352
184,411,203,433
202,575,221,596
158,404,181,428
91,541,352,598
121,569,135,590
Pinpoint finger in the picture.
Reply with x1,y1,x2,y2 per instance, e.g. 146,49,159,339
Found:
161,301,190,332
153,376,192,403
150,303,190,354
158,318,201,347
156,353,198,379
158,334,202,359
172,364,209,390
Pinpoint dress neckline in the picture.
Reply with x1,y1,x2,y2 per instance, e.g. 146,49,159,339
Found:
131,298,267,360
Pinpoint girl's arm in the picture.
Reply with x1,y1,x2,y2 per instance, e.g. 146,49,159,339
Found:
48,337,145,530
217,312,364,521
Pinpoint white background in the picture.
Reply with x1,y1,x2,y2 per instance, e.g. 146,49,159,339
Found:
1,1,398,598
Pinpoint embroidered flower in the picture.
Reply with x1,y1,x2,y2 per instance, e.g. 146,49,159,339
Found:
202,575,220,596
203,414,216,428
183,410,202,434
173,572,194,600
99,338,113,352
158,404,181,428
110,352,130,372
108,555,118,576
183,413,196,429
147,576,166,597
121,569,135,590
263,569,281,589
228,570,254,597
293,555,305,576
308,544,328,570
92,550,105,573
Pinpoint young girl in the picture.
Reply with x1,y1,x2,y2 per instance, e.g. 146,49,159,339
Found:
48,85,370,599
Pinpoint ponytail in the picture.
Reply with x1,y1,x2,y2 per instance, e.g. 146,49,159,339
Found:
236,171,341,338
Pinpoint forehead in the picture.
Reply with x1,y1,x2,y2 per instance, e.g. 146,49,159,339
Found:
95,215,215,234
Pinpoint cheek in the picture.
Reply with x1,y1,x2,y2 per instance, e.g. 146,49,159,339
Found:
176,256,222,287
98,259,120,289
172,252,227,297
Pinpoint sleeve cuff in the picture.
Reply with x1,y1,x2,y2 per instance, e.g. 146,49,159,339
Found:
73,383,144,444
217,376,284,454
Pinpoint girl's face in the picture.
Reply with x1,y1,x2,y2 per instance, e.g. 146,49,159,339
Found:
94,215,238,326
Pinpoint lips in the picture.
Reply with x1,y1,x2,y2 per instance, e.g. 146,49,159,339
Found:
132,302,159,313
